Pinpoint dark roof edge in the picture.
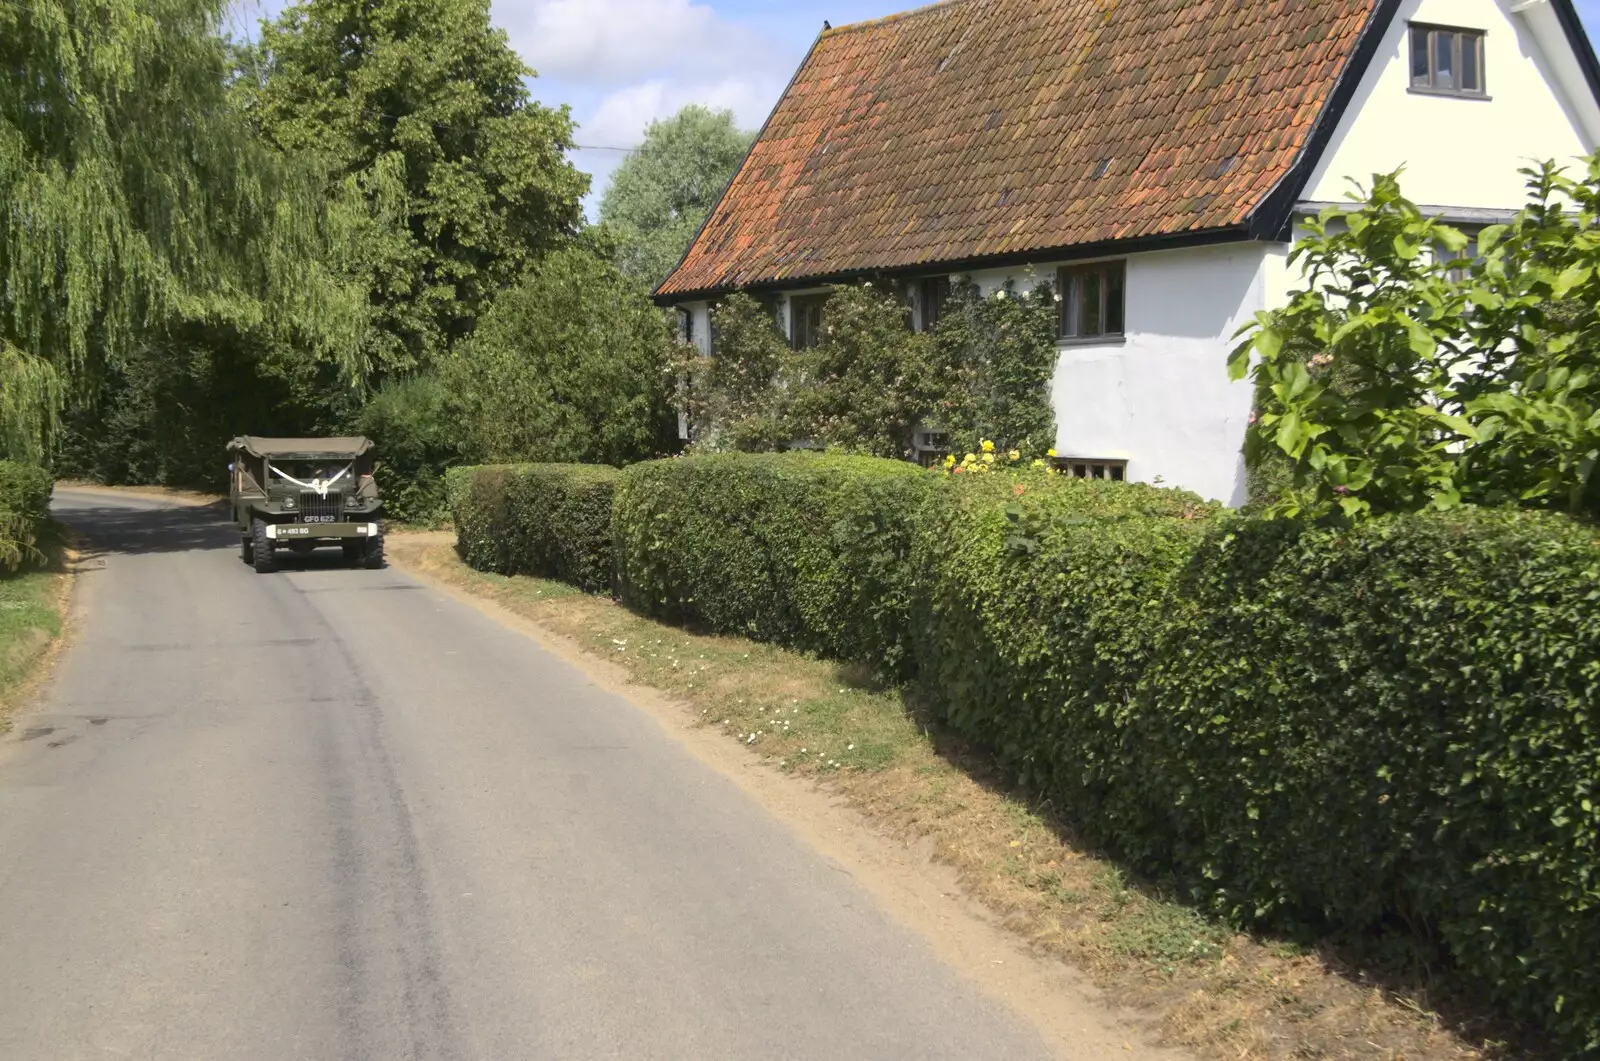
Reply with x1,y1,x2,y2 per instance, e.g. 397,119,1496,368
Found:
1246,0,1405,242
652,224,1255,305
651,29,827,300
1550,0,1600,109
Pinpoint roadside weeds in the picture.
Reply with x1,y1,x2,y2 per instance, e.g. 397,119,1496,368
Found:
0,528,77,731
389,532,1542,1061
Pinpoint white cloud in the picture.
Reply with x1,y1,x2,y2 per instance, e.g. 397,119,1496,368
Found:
496,0,778,83
579,76,780,146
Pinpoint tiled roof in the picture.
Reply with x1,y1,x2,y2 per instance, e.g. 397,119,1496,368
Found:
657,0,1382,299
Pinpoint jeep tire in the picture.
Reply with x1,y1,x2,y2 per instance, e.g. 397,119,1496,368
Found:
241,533,254,565
251,518,278,574
362,529,385,569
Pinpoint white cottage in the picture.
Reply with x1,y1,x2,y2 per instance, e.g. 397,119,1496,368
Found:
654,0,1600,505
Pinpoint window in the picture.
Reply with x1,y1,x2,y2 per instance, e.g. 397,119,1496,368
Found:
1054,457,1126,481
790,293,828,350
918,276,951,333
1058,261,1125,341
676,308,695,347
911,428,950,467
1410,24,1486,97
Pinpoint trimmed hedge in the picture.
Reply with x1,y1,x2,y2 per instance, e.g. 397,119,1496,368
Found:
613,452,933,676
0,461,53,572
1137,511,1600,1055
910,472,1219,829
447,463,619,593
913,484,1600,1055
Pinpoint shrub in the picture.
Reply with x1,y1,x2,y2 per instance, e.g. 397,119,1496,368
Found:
613,452,934,677
356,375,473,525
909,472,1217,822
447,463,619,593
913,482,1600,1054
447,248,678,467
0,461,53,571
1135,510,1600,1054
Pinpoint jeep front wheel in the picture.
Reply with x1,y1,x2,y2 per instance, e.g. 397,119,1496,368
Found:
363,529,385,569
251,518,278,574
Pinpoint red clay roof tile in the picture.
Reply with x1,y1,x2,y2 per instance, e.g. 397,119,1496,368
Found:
658,0,1380,298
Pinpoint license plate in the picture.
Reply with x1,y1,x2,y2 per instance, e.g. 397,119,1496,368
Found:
279,525,314,537
301,515,338,524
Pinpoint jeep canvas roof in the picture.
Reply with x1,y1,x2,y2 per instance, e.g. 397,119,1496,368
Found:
228,436,374,460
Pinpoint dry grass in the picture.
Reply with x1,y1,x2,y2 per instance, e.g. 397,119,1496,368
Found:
391,532,1546,1061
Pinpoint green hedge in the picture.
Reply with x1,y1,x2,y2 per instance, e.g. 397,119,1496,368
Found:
613,452,933,676
909,472,1219,827
0,461,54,572
447,463,619,593
913,484,1600,1055
1137,511,1600,1055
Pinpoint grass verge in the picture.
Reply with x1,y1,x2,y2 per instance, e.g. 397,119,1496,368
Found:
0,528,74,730
390,532,1538,1061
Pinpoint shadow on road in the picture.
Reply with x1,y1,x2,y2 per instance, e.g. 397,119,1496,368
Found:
52,496,372,573
53,498,235,557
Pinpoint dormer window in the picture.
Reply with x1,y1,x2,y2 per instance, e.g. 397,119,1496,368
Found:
1410,24,1486,98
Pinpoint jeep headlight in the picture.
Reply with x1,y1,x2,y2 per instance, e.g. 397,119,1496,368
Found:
282,496,296,509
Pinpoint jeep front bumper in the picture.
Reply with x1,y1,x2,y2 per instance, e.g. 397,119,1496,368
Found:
265,522,380,541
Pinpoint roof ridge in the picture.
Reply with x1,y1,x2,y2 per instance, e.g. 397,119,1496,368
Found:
823,0,972,37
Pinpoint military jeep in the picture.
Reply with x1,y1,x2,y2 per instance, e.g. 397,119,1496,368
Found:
228,436,384,573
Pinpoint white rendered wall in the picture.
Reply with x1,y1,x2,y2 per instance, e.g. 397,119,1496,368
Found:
989,245,1268,508
1303,0,1599,209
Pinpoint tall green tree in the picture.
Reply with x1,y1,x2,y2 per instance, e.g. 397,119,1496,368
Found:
241,0,589,375
598,105,751,289
0,0,364,459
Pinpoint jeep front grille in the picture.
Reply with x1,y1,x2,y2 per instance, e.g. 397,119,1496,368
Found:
299,491,345,524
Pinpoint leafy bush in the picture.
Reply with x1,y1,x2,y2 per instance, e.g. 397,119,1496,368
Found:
913,481,1600,1054
447,248,678,467
909,472,1217,818
681,280,1059,459
1234,164,1600,520
1136,510,1600,1054
355,375,473,525
613,452,933,676
447,463,619,593
678,292,792,451
0,461,53,571
927,277,1059,455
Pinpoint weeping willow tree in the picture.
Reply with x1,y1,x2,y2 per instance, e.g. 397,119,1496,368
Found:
0,0,368,460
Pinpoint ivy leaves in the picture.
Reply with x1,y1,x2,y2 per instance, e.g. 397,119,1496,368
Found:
1233,162,1600,521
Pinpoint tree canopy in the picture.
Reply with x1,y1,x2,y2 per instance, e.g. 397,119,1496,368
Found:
598,105,751,289
0,0,364,459
239,0,589,375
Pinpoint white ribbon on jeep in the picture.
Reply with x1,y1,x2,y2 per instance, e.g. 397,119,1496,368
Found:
267,462,353,498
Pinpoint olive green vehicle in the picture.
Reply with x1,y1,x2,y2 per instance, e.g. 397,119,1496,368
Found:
228,436,384,573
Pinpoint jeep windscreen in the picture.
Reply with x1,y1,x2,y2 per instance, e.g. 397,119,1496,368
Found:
265,460,355,493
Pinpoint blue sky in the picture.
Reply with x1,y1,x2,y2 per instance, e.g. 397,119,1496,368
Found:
235,0,1600,213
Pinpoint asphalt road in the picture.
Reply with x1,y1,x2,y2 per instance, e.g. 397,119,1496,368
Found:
0,491,1062,1061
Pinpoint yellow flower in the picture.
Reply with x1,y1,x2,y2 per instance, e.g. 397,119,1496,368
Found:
963,453,977,465
1046,448,1058,458
1007,449,1020,462
981,440,995,453
1031,459,1046,469
982,452,995,464
943,454,956,468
